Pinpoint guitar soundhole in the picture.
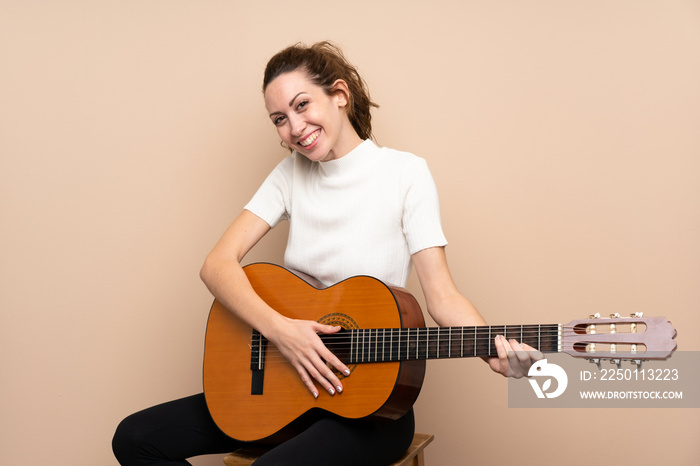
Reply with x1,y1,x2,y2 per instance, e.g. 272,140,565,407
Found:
318,313,358,378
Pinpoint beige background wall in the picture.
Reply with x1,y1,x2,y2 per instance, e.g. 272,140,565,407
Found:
2,1,698,465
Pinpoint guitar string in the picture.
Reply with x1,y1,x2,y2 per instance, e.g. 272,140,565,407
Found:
247,327,647,364
312,327,618,341
250,327,635,348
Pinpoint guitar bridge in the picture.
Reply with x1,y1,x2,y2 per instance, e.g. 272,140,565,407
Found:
250,330,267,395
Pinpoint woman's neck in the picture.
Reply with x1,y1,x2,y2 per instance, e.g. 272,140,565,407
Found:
323,119,364,162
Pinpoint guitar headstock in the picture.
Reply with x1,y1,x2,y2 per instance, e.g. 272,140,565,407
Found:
562,313,677,366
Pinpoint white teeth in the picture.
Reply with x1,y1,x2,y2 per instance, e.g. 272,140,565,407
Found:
299,131,319,147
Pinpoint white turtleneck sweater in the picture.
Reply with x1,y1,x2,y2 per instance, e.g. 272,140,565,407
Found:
244,140,447,288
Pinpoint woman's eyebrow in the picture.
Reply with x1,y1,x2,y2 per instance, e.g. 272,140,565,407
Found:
269,92,308,118
288,92,306,107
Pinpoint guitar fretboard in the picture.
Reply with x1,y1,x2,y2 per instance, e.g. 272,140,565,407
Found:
321,325,561,364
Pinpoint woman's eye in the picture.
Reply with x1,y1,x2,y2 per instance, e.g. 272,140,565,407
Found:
296,100,308,111
273,115,286,126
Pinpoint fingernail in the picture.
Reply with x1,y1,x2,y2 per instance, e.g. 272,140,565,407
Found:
312,391,318,399
343,369,351,376
328,387,335,395
336,385,343,393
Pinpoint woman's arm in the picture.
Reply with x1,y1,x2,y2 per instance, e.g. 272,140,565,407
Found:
200,210,350,398
412,246,541,378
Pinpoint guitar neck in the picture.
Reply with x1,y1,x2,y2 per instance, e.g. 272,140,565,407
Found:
323,324,561,364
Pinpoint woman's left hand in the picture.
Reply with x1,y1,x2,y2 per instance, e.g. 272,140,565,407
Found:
486,336,543,378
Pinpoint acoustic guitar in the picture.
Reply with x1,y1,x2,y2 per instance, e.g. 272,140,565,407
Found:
203,263,677,441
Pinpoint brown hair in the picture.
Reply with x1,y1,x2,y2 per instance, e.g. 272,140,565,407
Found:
263,41,379,141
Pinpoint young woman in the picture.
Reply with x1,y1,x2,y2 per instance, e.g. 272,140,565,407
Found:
113,41,541,466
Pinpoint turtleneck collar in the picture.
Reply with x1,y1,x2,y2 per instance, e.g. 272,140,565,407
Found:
316,139,375,178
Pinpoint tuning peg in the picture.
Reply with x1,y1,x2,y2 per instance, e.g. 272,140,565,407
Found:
631,359,642,369
588,313,601,319
611,358,621,368
630,312,644,318
610,313,621,319
589,358,601,369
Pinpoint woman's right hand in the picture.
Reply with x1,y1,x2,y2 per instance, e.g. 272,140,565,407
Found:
267,317,351,399
200,211,350,398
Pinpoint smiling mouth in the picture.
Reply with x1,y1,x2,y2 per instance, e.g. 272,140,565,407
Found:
299,130,320,147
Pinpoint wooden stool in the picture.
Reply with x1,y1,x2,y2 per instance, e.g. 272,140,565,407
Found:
223,432,434,466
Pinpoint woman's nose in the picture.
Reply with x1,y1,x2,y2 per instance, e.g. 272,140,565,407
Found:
289,115,306,137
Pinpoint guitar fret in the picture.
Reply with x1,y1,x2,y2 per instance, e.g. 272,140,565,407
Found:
434,329,439,359
431,328,438,359
416,329,420,359
367,329,371,362
359,329,362,363
376,329,380,363
366,329,371,363
389,329,393,361
424,328,429,359
349,330,353,363
394,328,399,361
405,328,409,360
435,329,440,359
358,329,362,362
382,328,386,362
426,328,432,359
371,329,376,363
441,328,447,358
448,327,452,358
352,329,355,363
363,329,367,363
355,329,359,363
374,329,378,363
365,329,369,363
455,328,460,358
488,327,491,356
406,328,410,360
415,328,419,360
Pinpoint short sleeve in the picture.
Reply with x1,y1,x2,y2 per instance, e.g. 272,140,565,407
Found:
401,158,448,254
244,156,293,228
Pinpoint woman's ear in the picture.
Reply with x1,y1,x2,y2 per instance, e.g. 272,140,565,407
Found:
329,79,351,108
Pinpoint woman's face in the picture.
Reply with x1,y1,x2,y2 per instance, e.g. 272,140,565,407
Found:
264,70,358,162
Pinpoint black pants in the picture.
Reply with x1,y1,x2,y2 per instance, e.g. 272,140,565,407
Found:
112,393,414,466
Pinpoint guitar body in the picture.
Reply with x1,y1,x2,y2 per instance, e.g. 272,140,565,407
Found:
203,263,426,442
